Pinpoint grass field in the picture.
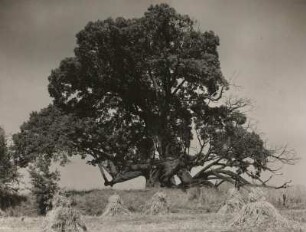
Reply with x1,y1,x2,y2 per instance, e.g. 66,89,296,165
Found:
1,185,306,231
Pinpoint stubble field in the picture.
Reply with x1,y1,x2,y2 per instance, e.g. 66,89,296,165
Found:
1,186,306,232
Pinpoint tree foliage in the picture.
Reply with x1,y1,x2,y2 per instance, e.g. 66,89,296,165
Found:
13,4,296,189
0,127,18,191
0,127,24,210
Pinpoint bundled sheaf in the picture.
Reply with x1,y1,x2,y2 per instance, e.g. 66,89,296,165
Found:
218,188,245,214
43,193,87,232
102,194,130,217
231,187,302,232
145,192,169,215
247,187,265,202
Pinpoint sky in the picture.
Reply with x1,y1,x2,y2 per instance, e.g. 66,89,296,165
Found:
0,0,306,190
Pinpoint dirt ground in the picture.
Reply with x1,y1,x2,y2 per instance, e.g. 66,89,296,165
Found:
1,210,305,232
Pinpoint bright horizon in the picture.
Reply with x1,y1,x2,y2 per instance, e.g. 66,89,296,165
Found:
1,0,306,190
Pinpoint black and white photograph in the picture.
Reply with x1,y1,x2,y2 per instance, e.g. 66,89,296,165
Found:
0,0,306,231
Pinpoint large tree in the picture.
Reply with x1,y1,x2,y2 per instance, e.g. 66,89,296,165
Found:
13,4,296,189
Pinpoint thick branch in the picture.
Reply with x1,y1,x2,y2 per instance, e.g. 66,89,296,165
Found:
97,161,147,186
171,79,186,95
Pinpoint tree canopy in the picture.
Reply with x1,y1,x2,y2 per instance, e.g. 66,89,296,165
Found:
13,4,296,189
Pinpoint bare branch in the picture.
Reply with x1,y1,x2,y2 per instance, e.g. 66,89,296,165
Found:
204,86,225,102
269,145,299,165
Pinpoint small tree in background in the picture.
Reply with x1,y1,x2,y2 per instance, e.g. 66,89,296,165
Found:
0,127,18,189
29,157,60,215
0,126,21,210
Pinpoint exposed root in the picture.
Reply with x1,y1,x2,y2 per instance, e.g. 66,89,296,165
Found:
102,194,130,217
145,192,169,215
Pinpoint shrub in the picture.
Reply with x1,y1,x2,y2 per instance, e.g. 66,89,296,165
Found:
0,188,26,210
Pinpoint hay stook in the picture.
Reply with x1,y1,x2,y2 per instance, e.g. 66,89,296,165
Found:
102,194,130,217
43,193,87,232
230,187,302,232
218,188,245,214
145,192,169,215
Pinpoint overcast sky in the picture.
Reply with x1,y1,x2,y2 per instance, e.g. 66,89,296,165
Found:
1,0,306,190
